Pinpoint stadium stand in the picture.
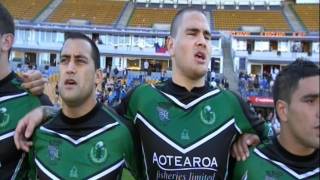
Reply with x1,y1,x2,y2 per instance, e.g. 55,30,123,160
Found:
128,8,177,27
213,10,291,31
3,0,319,107
48,0,126,25
0,0,51,20
290,4,319,32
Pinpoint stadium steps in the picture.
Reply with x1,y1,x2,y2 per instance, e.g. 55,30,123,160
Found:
117,1,135,28
282,2,305,32
221,34,239,93
34,0,63,23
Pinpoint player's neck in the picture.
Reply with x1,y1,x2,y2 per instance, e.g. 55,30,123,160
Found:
0,57,11,80
277,134,316,156
62,95,97,119
172,73,205,92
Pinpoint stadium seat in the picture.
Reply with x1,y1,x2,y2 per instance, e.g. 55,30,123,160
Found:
128,8,177,27
290,4,319,32
48,0,126,25
0,0,51,20
213,10,290,31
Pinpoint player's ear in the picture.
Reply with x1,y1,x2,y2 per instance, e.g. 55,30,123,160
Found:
167,36,175,57
95,69,103,85
0,33,14,53
276,100,288,123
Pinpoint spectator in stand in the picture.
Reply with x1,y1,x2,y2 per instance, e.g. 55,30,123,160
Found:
211,69,215,81
155,62,161,72
113,66,119,77
253,74,260,91
143,60,149,75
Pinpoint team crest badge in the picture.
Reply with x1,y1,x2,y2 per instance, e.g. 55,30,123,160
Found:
0,107,10,128
69,166,79,178
90,141,108,164
157,106,169,123
200,105,216,125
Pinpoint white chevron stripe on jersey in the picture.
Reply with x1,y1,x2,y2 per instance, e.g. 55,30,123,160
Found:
151,83,220,110
135,113,235,154
0,92,28,102
35,158,125,180
35,158,60,180
40,122,119,145
88,160,125,180
0,131,14,141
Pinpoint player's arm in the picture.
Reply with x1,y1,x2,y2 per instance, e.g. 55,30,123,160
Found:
14,106,59,152
123,130,144,180
112,107,144,179
231,148,257,180
38,94,53,106
25,147,37,179
114,85,141,120
229,91,272,160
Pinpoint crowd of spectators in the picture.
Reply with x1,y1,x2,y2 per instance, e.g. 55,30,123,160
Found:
238,68,279,100
95,67,170,107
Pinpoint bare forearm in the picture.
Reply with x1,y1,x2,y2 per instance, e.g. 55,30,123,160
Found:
42,105,60,121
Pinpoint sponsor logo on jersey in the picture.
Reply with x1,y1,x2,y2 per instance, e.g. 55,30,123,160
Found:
48,143,60,161
0,107,10,128
69,165,79,178
157,106,170,123
153,152,218,180
156,171,216,180
200,105,216,125
152,152,218,170
180,129,190,140
47,140,62,166
90,141,108,164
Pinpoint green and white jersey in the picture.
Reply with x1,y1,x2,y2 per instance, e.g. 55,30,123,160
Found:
0,72,51,180
116,80,269,180
232,138,319,180
30,103,142,179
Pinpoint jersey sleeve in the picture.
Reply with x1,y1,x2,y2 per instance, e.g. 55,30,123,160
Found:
108,104,144,179
25,133,38,180
232,148,259,180
120,122,144,180
38,94,53,106
115,84,145,123
227,91,272,142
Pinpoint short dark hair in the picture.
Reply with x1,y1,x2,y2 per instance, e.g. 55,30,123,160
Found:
0,3,15,36
0,3,15,57
170,7,206,38
63,32,100,69
273,59,319,106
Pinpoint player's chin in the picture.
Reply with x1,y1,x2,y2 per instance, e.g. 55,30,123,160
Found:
309,138,320,149
191,69,208,80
